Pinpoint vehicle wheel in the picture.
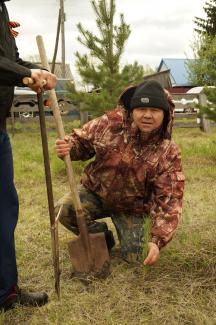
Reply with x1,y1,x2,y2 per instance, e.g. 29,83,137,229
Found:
19,112,33,118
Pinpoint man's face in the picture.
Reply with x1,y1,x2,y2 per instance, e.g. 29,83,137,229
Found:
132,107,164,133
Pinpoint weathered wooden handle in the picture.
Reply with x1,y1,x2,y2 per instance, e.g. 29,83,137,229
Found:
36,35,92,261
36,35,83,210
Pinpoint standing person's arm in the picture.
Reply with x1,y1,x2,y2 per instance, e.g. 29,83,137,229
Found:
0,44,31,86
0,44,56,91
0,0,55,91
15,45,56,92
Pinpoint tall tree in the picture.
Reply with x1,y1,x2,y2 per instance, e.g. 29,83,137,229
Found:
188,35,216,86
189,0,216,122
69,0,151,117
194,0,216,36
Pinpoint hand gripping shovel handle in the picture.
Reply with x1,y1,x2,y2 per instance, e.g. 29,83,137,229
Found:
35,35,93,265
23,77,47,87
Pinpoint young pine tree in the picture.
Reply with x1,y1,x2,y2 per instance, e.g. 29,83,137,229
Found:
69,0,147,117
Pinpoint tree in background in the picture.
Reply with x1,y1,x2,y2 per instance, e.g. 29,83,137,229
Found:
68,0,153,117
189,36,216,86
194,0,216,36
189,0,216,121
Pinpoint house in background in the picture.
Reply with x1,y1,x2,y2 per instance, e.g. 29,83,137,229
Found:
143,69,172,89
157,58,196,93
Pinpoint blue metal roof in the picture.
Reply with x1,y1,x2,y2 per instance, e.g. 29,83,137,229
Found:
157,58,195,87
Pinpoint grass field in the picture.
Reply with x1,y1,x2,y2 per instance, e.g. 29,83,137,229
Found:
1,120,216,325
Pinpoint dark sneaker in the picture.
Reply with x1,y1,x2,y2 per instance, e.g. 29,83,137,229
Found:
0,286,48,312
104,230,115,251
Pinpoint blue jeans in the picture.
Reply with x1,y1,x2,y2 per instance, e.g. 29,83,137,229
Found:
0,132,19,305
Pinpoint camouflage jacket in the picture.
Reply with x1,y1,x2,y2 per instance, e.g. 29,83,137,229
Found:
68,107,184,248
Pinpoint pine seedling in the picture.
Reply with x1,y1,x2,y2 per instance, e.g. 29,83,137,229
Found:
142,216,152,268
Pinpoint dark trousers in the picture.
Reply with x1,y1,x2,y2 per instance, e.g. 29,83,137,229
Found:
55,186,145,263
0,132,19,305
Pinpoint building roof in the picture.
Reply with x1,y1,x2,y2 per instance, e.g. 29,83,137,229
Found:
157,58,194,87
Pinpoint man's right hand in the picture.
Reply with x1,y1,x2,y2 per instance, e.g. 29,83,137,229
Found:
29,69,57,93
55,136,72,158
143,242,160,266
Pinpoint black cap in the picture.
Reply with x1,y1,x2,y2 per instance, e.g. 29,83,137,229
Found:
130,80,169,112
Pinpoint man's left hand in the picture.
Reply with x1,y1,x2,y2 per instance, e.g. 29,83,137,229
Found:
29,69,57,93
143,242,160,266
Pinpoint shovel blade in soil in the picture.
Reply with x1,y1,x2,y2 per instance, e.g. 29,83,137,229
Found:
68,232,110,276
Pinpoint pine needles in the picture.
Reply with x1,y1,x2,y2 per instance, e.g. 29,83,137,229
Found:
142,216,152,263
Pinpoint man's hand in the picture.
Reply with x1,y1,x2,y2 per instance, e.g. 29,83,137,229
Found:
29,69,57,93
143,242,160,266
55,136,72,158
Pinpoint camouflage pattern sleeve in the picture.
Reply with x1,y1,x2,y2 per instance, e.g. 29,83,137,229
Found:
68,114,109,161
150,143,185,249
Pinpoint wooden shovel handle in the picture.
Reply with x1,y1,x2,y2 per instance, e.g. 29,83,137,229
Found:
36,35,92,260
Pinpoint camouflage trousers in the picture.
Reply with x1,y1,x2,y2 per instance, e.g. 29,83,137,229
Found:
55,185,146,263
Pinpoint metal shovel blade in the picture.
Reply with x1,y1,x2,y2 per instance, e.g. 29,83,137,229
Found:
68,232,110,277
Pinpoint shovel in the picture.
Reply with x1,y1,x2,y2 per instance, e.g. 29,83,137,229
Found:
22,76,61,298
37,91,61,296
34,35,110,277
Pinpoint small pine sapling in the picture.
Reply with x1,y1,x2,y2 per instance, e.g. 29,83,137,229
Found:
142,216,152,267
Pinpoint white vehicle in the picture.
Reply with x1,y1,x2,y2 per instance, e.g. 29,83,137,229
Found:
187,86,215,110
13,87,37,118
186,86,215,94
173,95,199,113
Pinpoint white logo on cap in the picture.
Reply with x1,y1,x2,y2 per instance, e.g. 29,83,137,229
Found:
141,97,150,104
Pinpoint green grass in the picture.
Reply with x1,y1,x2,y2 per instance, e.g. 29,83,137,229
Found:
1,121,216,324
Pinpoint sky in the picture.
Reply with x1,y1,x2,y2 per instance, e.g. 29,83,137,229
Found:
7,0,206,80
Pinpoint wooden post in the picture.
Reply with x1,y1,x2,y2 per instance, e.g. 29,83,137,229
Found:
199,93,211,133
60,0,66,78
80,111,89,127
51,9,61,74
79,103,89,126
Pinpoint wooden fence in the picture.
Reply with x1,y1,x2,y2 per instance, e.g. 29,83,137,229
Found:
8,92,213,132
172,93,212,132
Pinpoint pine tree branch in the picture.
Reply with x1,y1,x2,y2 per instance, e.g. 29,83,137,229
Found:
72,0,146,116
